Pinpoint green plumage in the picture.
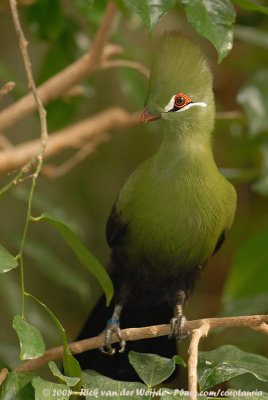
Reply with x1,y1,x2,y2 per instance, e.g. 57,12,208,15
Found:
114,34,236,276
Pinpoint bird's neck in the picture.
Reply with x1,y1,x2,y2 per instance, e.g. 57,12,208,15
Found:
154,120,215,171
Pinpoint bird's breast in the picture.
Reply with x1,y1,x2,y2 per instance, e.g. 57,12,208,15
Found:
117,157,235,274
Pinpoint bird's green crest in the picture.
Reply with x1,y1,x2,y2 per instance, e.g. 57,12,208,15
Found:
146,33,214,128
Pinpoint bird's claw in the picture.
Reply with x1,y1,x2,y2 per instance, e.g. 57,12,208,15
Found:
169,314,190,342
100,318,126,355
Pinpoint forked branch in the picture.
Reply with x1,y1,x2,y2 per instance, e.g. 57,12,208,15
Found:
188,322,210,400
13,314,268,373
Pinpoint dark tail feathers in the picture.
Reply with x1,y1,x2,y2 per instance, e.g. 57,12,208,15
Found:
75,295,177,381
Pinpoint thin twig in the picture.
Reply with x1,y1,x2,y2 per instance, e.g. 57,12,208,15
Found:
101,59,150,78
9,0,47,146
0,108,140,175
188,322,210,400
0,157,35,196
14,314,268,373
9,0,48,316
42,133,110,178
0,81,15,101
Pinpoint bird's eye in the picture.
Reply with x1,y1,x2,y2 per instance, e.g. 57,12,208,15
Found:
164,92,194,113
174,93,191,109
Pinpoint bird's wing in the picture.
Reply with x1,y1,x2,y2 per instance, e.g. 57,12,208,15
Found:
213,229,227,255
106,202,128,248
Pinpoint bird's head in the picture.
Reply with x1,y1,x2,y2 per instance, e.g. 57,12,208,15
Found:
141,33,215,132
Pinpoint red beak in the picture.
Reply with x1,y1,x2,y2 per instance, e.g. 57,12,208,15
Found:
141,108,161,123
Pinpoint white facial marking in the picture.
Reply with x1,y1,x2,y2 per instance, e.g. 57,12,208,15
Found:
164,94,207,113
174,102,207,112
165,95,176,112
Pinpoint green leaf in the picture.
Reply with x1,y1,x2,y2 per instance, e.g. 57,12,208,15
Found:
63,348,82,378
234,25,268,49
219,292,268,317
12,315,45,360
48,361,80,387
0,371,35,400
181,0,236,63
81,371,150,400
0,245,18,274
62,347,82,391
124,0,177,37
81,369,101,386
32,376,71,400
128,352,176,387
237,69,268,135
173,355,187,368
198,345,268,390
233,0,268,15
32,213,113,306
223,229,268,303
229,372,268,393
23,238,90,299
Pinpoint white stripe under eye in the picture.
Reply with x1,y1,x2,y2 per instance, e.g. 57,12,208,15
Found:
174,102,207,112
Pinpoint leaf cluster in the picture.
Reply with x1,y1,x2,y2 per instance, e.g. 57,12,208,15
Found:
1,348,268,399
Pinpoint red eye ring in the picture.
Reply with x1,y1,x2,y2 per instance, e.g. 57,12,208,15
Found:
174,93,191,109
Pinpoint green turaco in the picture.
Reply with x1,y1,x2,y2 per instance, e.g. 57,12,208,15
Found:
76,33,236,378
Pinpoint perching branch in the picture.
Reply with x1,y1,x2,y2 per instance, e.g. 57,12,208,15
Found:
14,314,268,373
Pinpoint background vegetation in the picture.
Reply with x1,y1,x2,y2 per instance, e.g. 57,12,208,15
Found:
0,0,267,398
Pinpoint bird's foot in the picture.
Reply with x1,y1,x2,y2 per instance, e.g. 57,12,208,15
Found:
100,318,126,355
169,306,190,342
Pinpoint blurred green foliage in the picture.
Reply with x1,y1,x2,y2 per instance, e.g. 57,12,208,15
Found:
0,0,267,397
